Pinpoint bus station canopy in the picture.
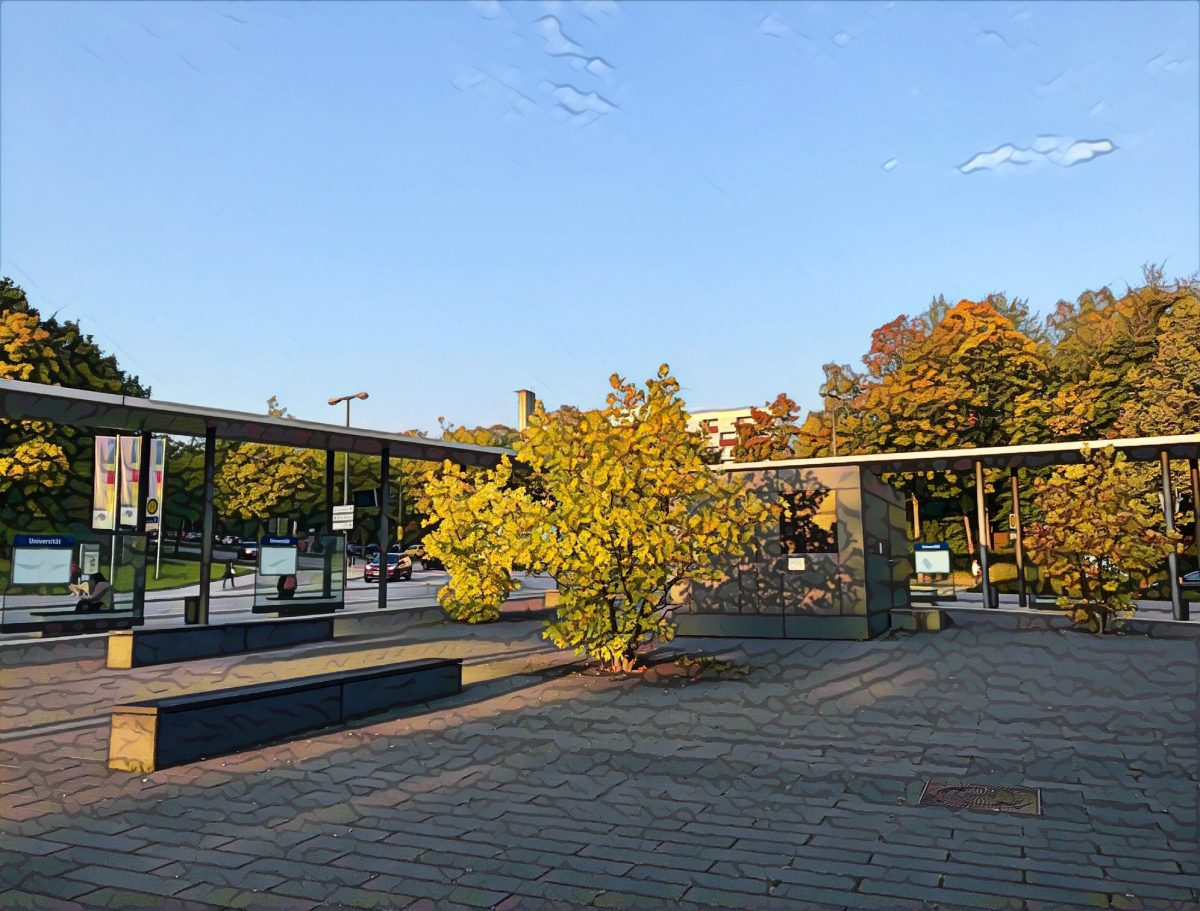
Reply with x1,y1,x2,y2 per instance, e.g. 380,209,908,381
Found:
0,378,513,466
715,432,1200,475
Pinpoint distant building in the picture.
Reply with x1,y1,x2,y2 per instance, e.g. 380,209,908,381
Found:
688,407,754,463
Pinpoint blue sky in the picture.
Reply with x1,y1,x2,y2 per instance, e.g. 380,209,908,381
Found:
2,0,1197,433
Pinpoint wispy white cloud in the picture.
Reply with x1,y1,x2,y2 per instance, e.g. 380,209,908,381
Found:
471,0,504,20
757,14,812,53
958,136,1116,174
534,14,615,81
535,15,584,56
1144,52,1191,77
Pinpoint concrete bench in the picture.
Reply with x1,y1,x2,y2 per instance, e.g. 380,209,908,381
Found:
108,657,463,772
107,617,334,668
891,607,952,632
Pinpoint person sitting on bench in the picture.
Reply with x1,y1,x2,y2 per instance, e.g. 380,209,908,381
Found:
276,574,297,600
74,572,113,612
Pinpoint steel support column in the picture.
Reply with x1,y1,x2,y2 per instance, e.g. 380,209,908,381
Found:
975,460,994,608
197,426,216,624
1191,457,1199,607
131,432,153,620
1011,467,1027,608
378,447,390,611
323,449,335,599
1162,451,1184,620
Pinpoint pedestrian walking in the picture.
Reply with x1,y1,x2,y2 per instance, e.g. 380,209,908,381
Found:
222,559,237,589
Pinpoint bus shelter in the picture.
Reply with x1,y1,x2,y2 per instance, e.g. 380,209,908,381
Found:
676,433,1200,639
0,378,512,635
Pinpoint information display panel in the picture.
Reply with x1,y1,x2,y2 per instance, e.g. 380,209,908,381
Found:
10,535,75,585
914,542,951,575
259,536,299,576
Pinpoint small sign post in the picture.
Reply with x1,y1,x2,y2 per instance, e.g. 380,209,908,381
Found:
332,505,355,531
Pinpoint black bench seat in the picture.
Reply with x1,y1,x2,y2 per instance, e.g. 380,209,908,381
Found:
108,657,462,772
107,617,334,668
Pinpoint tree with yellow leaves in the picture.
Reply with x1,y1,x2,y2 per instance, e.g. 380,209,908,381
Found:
214,398,323,527
424,365,770,671
1,279,147,528
422,458,544,624
1025,447,1178,633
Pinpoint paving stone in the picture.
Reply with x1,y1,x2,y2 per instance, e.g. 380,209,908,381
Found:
2,614,1197,910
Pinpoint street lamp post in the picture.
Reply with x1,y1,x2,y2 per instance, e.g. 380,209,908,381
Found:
328,392,369,505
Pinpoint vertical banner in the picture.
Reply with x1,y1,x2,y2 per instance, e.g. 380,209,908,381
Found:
118,436,140,527
144,437,167,530
92,436,119,530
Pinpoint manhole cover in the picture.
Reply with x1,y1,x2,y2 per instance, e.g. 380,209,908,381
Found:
917,780,1041,815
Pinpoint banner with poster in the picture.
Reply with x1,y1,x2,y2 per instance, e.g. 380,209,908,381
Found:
92,436,119,530
144,437,167,530
118,437,140,527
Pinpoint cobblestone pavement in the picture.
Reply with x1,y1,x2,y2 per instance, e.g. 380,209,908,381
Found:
2,613,1197,911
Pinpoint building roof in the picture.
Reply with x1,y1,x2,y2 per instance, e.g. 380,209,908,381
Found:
0,379,513,466
712,433,1200,474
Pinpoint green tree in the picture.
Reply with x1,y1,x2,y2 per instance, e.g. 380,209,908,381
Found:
1025,447,1178,633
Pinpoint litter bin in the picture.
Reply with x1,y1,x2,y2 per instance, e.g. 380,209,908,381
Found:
184,595,205,625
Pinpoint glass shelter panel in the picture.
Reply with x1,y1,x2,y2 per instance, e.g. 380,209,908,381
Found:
1,531,146,634
252,533,345,615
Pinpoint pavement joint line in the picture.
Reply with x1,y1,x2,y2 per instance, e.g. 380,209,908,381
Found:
0,716,108,743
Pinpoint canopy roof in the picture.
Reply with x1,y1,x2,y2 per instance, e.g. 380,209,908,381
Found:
0,379,513,466
714,433,1200,475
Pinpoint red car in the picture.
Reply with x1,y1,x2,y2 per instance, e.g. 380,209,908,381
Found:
363,552,412,583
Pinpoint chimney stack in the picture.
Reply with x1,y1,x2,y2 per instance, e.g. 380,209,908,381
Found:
516,389,535,431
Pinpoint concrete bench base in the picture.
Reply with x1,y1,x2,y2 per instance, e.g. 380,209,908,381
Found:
107,618,334,668
109,657,463,772
891,608,952,632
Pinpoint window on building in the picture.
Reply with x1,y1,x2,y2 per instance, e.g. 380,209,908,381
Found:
780,488,839,554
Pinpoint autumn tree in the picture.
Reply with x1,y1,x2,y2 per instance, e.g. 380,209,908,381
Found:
861,314,927,382
403,420,520,538
1116,292,1200,438
215,398,323,528
423,366,770,671
1,279,148,530
528,366,770,670
731,393,802,462
1035,272,1191,440
422,459,543,623
1025,447,1178,633
817,362,861,457
851,300,1049,457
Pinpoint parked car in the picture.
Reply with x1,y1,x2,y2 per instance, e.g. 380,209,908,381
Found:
1182,570,1199,591
363,552,412,583
346,543,365,558
401,544,426,562
238,539,259,562
214,533,238,546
